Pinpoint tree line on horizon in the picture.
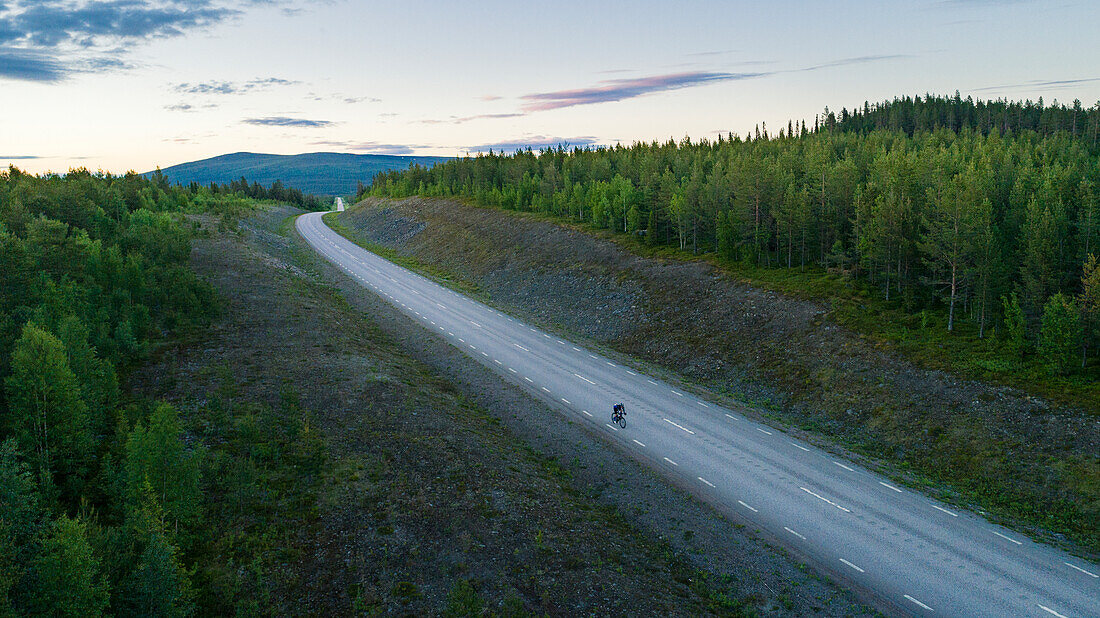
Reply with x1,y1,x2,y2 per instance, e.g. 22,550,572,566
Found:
365,94,1100,380
153,170,327,211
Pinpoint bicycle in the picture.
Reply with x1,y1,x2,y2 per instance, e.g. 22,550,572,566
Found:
612,402,627,429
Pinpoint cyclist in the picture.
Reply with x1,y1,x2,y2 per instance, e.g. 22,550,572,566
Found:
612,402,626,424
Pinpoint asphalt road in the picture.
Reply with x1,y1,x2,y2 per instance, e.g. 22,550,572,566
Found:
297,211,1099,617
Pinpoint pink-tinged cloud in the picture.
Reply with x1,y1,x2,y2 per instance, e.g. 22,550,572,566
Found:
520,71,767,112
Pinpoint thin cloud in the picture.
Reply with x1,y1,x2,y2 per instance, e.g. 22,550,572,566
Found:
520,71,767,112
971,77,1100,93
686,49,739,57
309,140,425,155
418,112,525,125
0,155,41,159
173,77,300,95
797,54,908,72
243,116,335,128
164,102,217,112
466,136,601,154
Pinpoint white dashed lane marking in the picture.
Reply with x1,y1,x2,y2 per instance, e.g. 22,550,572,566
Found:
880,481,903,493
839,558,865,573
663,457,678,466
932,504,959,518
632,439,646,447
756,428,773,436
698,477,715,488
663,418,696,435
573,373,596,385
833,461,856,472
784,527,805,540
800,487,851,513
737,500,758,513
904,595,933,612
514,343,530,352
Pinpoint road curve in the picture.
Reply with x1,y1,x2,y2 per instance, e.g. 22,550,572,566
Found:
297,211,1098,617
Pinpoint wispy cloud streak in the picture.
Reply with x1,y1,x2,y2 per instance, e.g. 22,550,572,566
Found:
520,71,766,112
243,116,334,128
971,77,1100,93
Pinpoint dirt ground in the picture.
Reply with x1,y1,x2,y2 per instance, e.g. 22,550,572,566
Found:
131,205,875,616
335,197,1100,558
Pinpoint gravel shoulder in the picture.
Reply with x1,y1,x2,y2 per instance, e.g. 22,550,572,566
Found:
132,204,874,616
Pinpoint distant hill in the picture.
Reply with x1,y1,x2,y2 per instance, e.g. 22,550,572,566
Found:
149,152,449,196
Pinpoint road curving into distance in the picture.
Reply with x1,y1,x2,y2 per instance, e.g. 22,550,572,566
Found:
297,211,1098,617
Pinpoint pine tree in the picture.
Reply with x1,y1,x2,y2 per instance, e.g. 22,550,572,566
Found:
1038,293,1082,375
3,323,93,499
1003,293,1027,357
31,515,109,617
118,487,196,618
124,403,202,537
1078,254,1100,369
0,439,45,614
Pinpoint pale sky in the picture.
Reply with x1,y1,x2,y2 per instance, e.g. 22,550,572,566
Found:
1,0,1098,174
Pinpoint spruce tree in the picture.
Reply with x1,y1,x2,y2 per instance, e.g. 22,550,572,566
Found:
1038,293,1082,375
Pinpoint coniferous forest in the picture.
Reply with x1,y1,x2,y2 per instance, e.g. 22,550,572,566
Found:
367,94,1100,392
0,169,330,615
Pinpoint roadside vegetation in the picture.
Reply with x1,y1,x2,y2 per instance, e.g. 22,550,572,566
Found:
365,94,1100,411
0,168,333,615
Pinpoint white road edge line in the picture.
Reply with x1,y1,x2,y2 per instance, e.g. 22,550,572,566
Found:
931,504,958,517
904,595,933,612
784,527,805,540
839,558,865,573
1038,605,1068,618
991,530,1022,545
663,418,696,435
1064,561,1099,578
737,500,758,513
